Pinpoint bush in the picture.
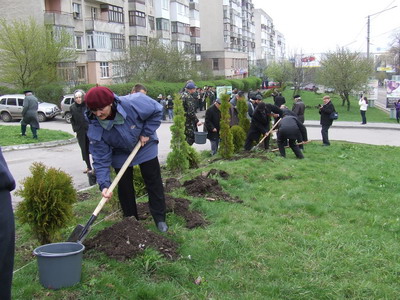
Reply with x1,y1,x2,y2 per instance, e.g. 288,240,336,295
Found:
15,162,77,244
35,83,65,105
0,85,18,95
237,97,250,134
231,125,246,152
133,165,146,197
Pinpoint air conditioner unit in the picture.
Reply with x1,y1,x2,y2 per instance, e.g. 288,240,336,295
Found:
73,12,79,19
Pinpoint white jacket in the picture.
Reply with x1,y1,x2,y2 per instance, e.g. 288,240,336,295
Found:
359,98,368,111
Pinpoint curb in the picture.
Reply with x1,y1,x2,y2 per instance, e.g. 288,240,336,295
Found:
2,137,77,152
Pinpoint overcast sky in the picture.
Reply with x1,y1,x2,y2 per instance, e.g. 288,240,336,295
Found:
252,0,400,55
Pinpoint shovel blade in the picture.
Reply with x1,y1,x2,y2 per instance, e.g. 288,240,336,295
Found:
67,224,84,242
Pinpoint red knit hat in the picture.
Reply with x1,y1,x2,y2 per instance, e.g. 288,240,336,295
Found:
85,86,115,110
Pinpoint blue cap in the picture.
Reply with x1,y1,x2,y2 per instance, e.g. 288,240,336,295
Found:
186,82,196,89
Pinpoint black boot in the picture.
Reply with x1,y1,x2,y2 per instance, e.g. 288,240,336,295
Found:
31,127,38,139
21,124,27,136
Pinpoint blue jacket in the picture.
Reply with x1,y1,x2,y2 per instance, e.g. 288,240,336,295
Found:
87,93,163,190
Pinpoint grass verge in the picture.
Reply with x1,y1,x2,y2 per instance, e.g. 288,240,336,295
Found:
0,125,73,146
12,142,400,299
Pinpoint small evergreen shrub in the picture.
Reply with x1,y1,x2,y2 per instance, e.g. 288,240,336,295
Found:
231,125,246,153
15,162,77,244
237,97,250,134
219,93,234,159
133,165,146,197
167,94,190,173
187,145,200,169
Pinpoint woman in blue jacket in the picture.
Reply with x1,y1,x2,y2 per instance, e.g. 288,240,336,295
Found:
85,86,167,232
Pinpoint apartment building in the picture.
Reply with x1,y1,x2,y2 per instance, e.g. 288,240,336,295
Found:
198,0,256,79
0,0,199,85
254,9,275,65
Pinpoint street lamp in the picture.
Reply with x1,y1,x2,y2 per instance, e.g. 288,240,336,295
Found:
367,6,397,59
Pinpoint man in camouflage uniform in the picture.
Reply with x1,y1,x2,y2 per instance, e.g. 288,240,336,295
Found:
181,82,202,145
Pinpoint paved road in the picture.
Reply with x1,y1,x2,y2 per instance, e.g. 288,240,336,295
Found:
2,112,400,208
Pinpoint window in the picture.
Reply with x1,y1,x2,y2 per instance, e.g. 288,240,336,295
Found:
87,32,111,50
75,35,83,50
190,27,200,37
191,43,201,54
161,0,169,10
213,58,219,70
156,18,169,31
106,5,124,23
129,35,147,47
72,3,81,19
110,33,125,50
77,66,85,81
112,61,125,78
148,16,155,30
100,62,110,78
171,22,189,35
90,7,98,20
7,98,17,106
57,62,76,82
129,11,146,27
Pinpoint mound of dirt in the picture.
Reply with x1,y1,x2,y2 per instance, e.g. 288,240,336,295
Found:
85,217,179,261
136,195,209,229
183,175,242,203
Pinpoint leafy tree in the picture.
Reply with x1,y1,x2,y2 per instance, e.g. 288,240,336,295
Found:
218,94,234,159
166,94,190,173
388,33,400,75
0,18,75,89
317,48,373,110
264,60,294,87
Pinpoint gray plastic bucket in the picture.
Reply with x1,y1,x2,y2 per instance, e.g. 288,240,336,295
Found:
33,242,85,289
194,131,207,144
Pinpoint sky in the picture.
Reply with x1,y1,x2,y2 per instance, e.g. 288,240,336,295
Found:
252,0,400,55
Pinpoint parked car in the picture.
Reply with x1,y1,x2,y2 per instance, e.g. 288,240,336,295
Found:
0,94,60,122
60,94,74,123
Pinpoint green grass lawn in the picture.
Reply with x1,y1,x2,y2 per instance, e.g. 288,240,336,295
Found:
12,142,400,299
272,90,396,124
0,125,73,146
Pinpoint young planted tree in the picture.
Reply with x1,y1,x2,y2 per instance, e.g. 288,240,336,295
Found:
0,18,75,89
15,162,77,244
237,97,250,134
317,48,373,111
218,94,234,159
167,94,190,173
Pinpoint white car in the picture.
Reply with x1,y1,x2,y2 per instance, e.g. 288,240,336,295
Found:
0,94,61,122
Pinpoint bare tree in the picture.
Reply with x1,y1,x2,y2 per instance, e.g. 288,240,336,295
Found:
317,48,373,111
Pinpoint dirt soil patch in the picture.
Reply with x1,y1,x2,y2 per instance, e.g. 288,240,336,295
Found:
136,195,209,229
85,217,179,261
183,171,242,203
77,192,91,202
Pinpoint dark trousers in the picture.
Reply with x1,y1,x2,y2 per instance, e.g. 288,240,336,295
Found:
321,124,331,145
360,110,367,124
0,191,15,300
115,157,166,224
210,139,219,155
277,132,304,159
76,130,91,170
244,125,269,150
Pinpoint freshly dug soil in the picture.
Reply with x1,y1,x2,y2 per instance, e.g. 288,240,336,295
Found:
85,217,179,261
136,195,209,229
183,175,242,203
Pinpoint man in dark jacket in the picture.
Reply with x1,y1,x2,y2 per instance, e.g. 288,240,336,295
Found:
277,110,308,158
205,98,221,155
21,91,40,139
292,95,305,123
182,82,202,145
0,147,15,300
319,95,336,146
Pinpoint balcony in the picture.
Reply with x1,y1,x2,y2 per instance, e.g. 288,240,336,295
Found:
44,11,75,27
85,19,124,34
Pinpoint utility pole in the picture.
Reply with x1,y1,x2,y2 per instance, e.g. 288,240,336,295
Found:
367,6,397,60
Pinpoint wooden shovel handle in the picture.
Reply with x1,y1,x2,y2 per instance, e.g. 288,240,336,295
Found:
256,118,281,147
93,141,142,216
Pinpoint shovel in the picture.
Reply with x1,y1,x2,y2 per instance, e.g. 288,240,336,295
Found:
67,141,142,243
270,140,311,152
251,118,281,151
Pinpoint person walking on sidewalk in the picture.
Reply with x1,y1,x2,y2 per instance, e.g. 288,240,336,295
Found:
20,91,40,139
70,89,93,174
319,95,336,146
359,96,368,124
394,100,400,123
